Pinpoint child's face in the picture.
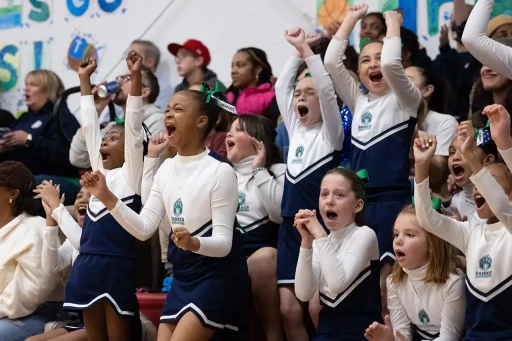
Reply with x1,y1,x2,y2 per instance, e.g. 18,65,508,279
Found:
231,52,259,90
319,174,363,231
164,91,205,149
225,119,255,164
293,77,322,126
448,137,493,188
393,213,429,270
175,48,201,77
100,125,125,170
473,164,512,220
360,15,384,41
73,188,91,228
480,65,509,92
358,42,390,96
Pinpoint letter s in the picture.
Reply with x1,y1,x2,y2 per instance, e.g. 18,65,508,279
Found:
0,45,19,92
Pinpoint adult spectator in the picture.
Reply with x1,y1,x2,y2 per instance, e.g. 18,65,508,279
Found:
487,14,512,39
70,67,165,169
0,161,65,339
0,70,80,205
168,39,226,93
227,47,280,128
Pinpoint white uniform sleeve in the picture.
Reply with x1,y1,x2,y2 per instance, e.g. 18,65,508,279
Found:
434,117,457,156
141,156,162,205
42,227,73,273
414,178,472,254
110,166,167,241
462,0,512,80
195,163,238,258
295,247,321,302
386,278,413,340
436,275,466,341
80,95,104,172
275,55,302,136
499,147,512,174
122,95,145,195
381,37,422,113
470,167,512,234
51,204,82,250
324,38,362,113
69,129,92,169
159,218,171,263
315,228,378,295
252,164,285,224
304,54,344,149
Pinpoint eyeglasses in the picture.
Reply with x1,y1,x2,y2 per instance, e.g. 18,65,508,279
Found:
115,75,148,88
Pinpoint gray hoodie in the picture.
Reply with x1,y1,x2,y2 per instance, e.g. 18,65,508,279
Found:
69,103,165,169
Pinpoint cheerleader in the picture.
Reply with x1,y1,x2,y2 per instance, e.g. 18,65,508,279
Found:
414,130,512,339
274,28,344,340
79,84,250,341
294,167,381,340
62,52,146,341
365,204,465,341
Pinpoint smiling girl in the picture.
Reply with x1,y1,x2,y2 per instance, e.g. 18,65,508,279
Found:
365,204,465,341
294,167,381,340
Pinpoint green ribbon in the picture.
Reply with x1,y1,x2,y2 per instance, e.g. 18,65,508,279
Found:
359,37,372,51
294,72,312,87
199,82,222,103
115,117,125,125
474,119,490,141
411,196,442,211
337,167,369,200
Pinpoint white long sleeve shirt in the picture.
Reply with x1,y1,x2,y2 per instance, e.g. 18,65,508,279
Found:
462,0,512,80
0,214,60,319
387,264,466,341
42,226,79,274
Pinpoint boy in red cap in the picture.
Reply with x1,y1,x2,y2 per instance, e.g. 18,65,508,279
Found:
168,39,226,93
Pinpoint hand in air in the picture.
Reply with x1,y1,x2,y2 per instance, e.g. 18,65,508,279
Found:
383,10,403,27
445,205,468,222
79,171,108,201
250,137,266,169
148,133,170,158
457,121,475,158
346,4,369,21
171,227,198,251
305,32,322,48
126,50,143,74
34,180,65,213
412,134,437,165
284,27,306,48
294,209,315,247
439,24,449,48
364,315,395,341
482,104,512,150
78,58,97,77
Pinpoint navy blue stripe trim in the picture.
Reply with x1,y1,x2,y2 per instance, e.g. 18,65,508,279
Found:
319,264,371,304
87,195,139,218
286,151,338,181
188,220,213,237
239,215,269,229
415,328,439,339
352,119,413,147
466,273,512,297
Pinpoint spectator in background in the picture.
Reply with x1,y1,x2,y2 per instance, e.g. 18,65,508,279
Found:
227,47,280,128
487,14,512,39
70,67,165,169
130,40,174,110
0,109,15,128
0,70,80,205
168,39,226,93
360,12,386,41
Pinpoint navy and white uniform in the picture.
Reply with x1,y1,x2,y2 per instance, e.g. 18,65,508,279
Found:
325,37,421,263
109,149,250,336
295,222,381,340
415,166,512,340
387,264,466,341
64,95,144,340
274,53,344,286
233,156,286,254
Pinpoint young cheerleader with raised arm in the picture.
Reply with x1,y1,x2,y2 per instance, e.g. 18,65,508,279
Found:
325,6,422,313
79,84,250,341
274,29,344,340
365,204,465,341
294,167,381,340
62,52,146,341
414,129,512,339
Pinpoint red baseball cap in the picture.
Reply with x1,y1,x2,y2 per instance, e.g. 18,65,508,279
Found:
168,39,211,66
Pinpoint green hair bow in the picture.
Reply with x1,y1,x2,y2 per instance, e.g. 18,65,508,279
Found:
474,120,491,146
337,167,369,200
359,37,373,51
411,196,442,211
115,117,124,125
199,82,223,103
294,72,312,87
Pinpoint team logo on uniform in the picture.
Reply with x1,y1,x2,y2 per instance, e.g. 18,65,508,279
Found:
292,145,305,164
238,191,249,212
418,309,430,325
476,254,492,278
172,198,185,225
358,112,372,131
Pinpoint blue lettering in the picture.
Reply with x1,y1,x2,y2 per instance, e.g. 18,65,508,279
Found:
0,45,19,91
98,0,122,13
34,41,43,70
29,0,50,22
69,36,87,59
67,0,89,17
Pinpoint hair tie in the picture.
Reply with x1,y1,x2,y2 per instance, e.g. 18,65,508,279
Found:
294,72,312,87
114,117,124,125
411,196,442,211
337,166,369,200
474,120,491,147
199,82,238,115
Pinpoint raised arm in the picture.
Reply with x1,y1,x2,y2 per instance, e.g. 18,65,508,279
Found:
295,247,321,302
42,227,74,273
143,133,170,204
253,164,286,224
381,11,421,113
386,279,413,340
51,204,82,250
436,275,466,341
324,5,367,112
462,0,512,80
